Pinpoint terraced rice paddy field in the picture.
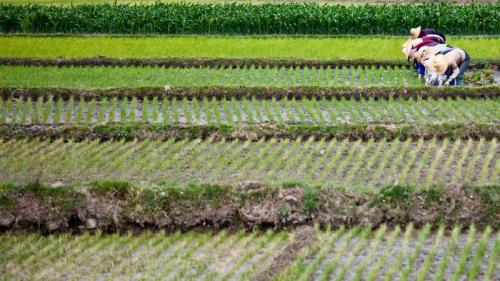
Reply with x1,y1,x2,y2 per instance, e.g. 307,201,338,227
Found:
1,226,499,281
0,0,499,280
1,137,498,187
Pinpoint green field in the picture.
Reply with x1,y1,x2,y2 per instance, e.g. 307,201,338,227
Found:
0,137,497,188
1,96,497,125
0,230,291,280
278,225,500,281
1,225,498,281
1,36,498,60
0,0,499,279
0,65,425,88
1,4,497,35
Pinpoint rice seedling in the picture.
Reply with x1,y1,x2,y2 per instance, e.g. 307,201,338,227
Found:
74,98,84,124
32,97,42,123
222,98,233,125
120,97,128,123
317,228,361,281
97,97,107,123
85,98,95,125
451,225,477,281
10,98,22,124
129,97,137,122
151,97,159,122
468,226,492,281
408,138,437,185
162,98,169,124
333,227,382,281
142,97,150,122
464,138,485,184
484,232,500,281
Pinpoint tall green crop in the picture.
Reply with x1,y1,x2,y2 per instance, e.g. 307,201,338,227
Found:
0,3,497,35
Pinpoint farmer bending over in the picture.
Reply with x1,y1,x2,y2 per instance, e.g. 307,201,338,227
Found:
403,27,446,78
422,46,471,86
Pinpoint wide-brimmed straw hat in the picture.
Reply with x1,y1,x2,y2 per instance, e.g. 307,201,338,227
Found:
401,39,413,59
431,55,449,74
410,26,421,38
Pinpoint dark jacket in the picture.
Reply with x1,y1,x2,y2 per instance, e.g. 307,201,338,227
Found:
419,28,446,43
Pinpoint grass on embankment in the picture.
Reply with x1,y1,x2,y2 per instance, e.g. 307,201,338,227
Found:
2,86,499,100
1,181,498,232
1,36,498,60
0,123,497,141
1,0,495,4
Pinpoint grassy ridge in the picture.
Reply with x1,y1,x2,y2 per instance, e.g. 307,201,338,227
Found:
1,36,498,59
1,0,496,4
1,3,497,35
3,86,498,100
0,123,497,142
2,57,499,69
1,182,499,230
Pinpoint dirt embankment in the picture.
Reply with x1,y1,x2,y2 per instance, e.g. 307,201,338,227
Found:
2,86,499,101
0,182,498,233
0,57,497,69
0,123,498,142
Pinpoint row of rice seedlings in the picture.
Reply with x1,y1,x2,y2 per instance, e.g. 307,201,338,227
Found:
317,227,366,281
333,226,386,281
0,138,497,187
239,233,290,281
218,231,281,281
200,231,261,280
2,225,499,280
37,232,122,280
156,232,214,279
187,231,247,279
123,232,184,279
0,96,496,125
224,232,288,280
485,232,500,281
364,225,403,281
169,232,230,280
365,138,401,187
280,224,498,281
290,226,345,281
305,138,340,180
2,65,424,88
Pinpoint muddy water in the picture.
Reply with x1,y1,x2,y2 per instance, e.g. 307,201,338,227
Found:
306,232,499,281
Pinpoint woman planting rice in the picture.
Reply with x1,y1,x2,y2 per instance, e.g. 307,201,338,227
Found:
402,27,447,79
403,27,470,86
422,46,471,86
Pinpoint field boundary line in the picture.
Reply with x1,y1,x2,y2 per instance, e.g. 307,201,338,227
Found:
0,123,498,141
0,57,497,68
1,86,498,100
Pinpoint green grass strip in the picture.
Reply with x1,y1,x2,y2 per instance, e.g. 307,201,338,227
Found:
0,123,497,141
1,36,499,60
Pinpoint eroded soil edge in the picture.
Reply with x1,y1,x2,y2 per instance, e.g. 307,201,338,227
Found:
254,226,317,281
0,182,498,233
